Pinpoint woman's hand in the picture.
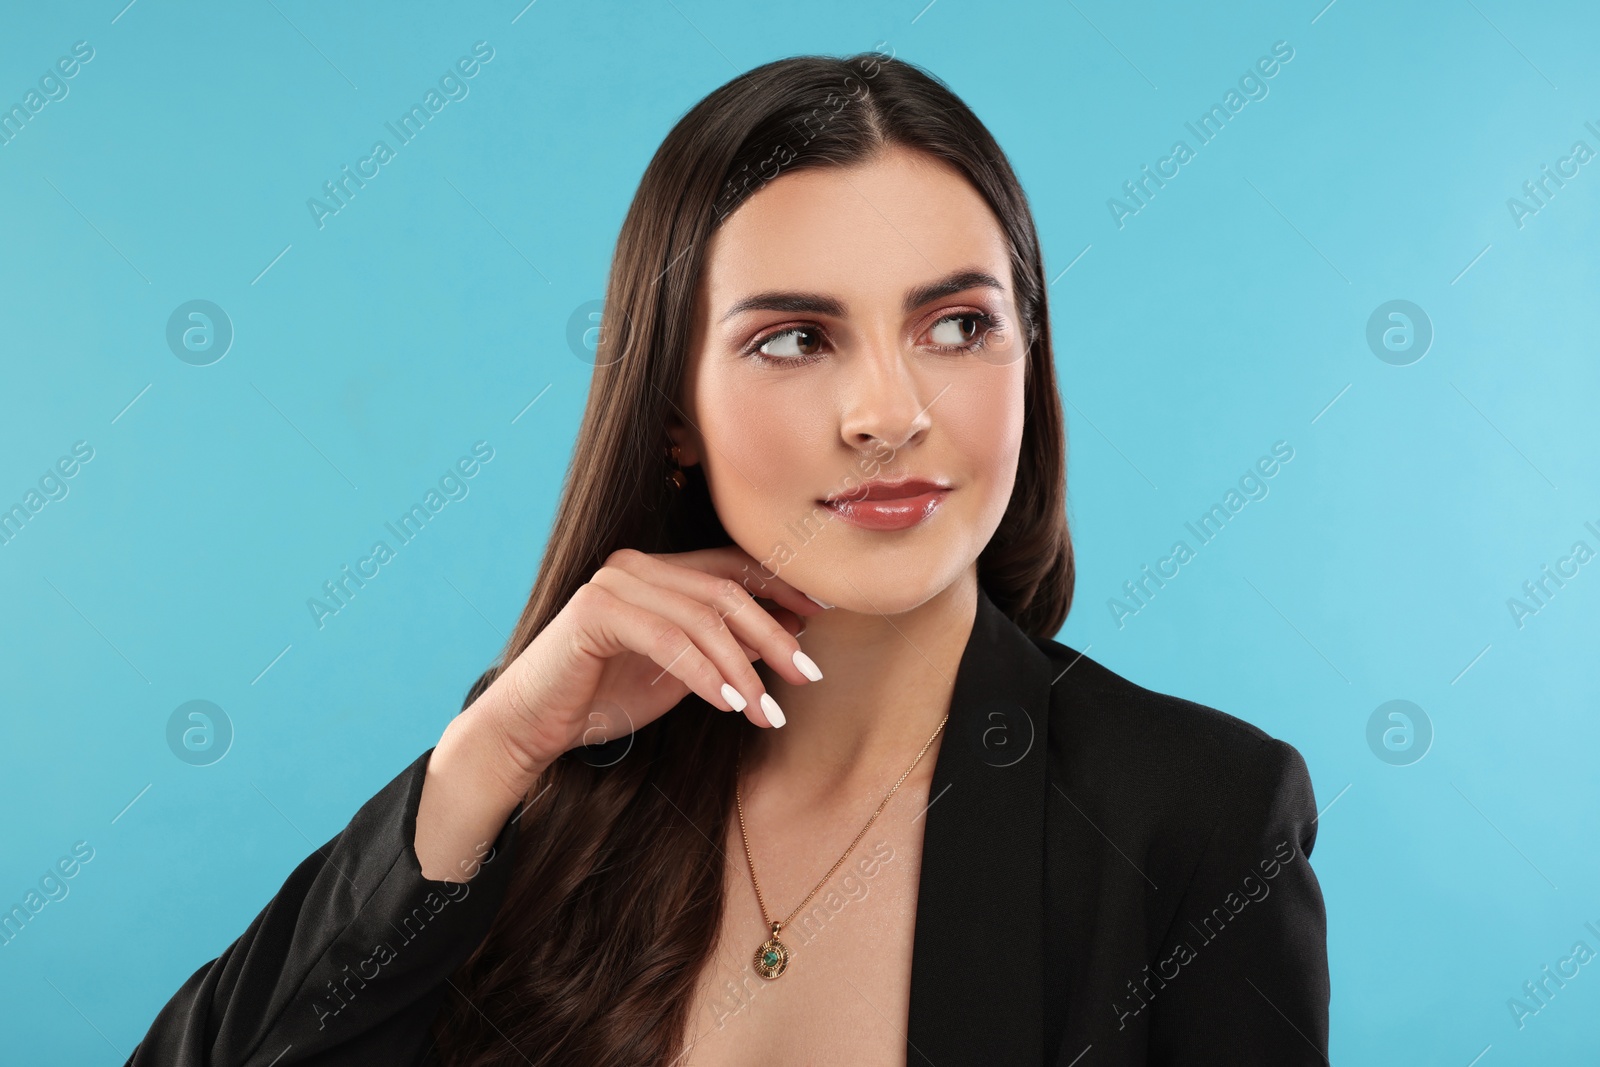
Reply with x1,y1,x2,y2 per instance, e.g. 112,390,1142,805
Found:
489,546,825,770
415,547,826,880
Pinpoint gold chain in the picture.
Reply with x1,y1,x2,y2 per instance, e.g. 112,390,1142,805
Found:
734,711,949,936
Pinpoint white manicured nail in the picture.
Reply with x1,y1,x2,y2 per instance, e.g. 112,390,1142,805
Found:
760,693,786,728
721,683,747,712
804,593,834,609
792,649,823,681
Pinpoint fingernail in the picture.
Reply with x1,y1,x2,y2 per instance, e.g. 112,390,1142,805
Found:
804,593,834,610
721,683,747,712
759,693,786,728
792,649,823,681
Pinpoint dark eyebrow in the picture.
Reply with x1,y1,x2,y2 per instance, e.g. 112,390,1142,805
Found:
901,269,1006,314
721,291,846,323
719,268,1007,324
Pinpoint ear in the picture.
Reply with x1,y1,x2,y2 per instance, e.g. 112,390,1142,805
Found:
666,420,703,467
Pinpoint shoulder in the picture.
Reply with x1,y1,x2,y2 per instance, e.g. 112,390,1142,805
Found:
1030,634,1290,760
1028,635,1316,852
1023,641,1330,1052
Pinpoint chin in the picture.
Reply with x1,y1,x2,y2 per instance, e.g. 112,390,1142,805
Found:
792,546,973,617
733,491,999,613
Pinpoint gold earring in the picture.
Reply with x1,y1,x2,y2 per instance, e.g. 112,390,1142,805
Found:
666,443,686,490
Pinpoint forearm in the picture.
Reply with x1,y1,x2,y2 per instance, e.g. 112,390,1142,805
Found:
415,688,550,882
131,745,526,1064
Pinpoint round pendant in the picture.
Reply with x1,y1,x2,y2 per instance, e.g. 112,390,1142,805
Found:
754,934,790,979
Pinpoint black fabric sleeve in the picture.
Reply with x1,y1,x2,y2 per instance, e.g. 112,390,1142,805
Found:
125,719,520,1065
1145,737,1331,1065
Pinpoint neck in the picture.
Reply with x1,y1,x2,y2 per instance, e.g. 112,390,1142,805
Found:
745,568,979,797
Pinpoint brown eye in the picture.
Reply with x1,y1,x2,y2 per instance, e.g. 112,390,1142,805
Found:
758,327,824,359
929,314,979,347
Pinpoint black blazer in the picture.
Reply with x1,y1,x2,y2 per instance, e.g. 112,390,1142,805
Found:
128,584,1329,1065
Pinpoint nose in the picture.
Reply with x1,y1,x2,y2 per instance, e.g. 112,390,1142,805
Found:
837,337,935,455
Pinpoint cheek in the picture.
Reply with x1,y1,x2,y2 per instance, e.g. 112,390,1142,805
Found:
695,375,825,524
700,377,785,469
949,369,1026,494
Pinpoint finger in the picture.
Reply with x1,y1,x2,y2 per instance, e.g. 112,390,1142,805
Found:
768,604,805,638
575,582,779,727
647,546,829,621
589,565,786,728
724,607,799,659
606,548,821,688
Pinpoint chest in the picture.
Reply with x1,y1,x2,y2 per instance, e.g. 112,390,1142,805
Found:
676,789,933,1067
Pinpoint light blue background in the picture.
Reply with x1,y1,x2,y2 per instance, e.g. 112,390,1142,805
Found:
2,1,1596,1062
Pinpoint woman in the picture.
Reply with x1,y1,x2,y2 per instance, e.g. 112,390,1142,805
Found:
129,52,1329,1066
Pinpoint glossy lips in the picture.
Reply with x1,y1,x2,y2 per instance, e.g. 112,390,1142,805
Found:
821,478,951,532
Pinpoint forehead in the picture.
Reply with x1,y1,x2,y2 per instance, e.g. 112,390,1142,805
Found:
698,147,1013,313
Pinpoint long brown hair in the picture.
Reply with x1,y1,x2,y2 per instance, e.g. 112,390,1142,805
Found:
431,51,1072,1065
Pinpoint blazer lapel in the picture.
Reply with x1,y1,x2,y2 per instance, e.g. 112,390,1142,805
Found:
906,583,1053,1064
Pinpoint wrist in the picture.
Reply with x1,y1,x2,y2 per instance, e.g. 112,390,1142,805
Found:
461,683,569,792
433,708,545,816
468,672,573,782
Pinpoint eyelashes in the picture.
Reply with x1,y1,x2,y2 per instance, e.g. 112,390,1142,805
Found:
743,311,1007,367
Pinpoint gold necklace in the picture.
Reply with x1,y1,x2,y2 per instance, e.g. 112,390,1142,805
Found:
734,712,949,980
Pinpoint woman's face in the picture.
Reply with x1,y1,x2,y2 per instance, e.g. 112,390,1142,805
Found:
676,145,1028,615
